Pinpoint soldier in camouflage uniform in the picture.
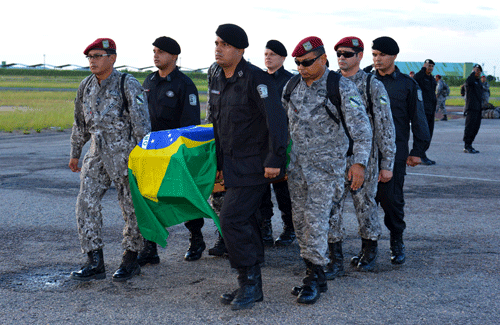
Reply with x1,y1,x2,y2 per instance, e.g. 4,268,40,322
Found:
435,75,449,121
284,37,372,305
68,38,151,282
326,37,396,277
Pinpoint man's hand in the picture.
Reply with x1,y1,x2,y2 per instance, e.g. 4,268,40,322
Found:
348,163,365,190
406,156,421,167
378,169,393,183
216,170,224,186
264,167,280,179
69,158,81,172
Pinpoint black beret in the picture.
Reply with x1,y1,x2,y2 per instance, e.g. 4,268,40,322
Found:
372,36,399,55
153,36,181,55
425,59,435,65
266,40,287,57
216,24,248,49
473,64,482,71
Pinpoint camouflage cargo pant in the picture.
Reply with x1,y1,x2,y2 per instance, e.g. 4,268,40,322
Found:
288,160,346,266
328,149,382,243
436,96,447,115
75,152,143,254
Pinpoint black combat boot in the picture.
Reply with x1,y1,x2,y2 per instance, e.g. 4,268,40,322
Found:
274,224,296,246
324,242,345,280
226,264,263,310
390,233,406,264
184,232,206,261
137,239,160,267
70,249,106,281
112,250,140,282
261,218,274,247
357,238,378,272
208,232,228,256
292,259,327,304
440,115,448,121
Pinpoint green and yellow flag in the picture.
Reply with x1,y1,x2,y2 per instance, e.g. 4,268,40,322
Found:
128,124,220,247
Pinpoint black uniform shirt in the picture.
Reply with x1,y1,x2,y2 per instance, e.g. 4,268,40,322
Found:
464,72,483,113
375,66,430,161
143,67,200,131
268,66,293,97
208,58,288,188
414,67,437,113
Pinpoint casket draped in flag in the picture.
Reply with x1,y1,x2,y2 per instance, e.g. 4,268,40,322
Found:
128,124,220,247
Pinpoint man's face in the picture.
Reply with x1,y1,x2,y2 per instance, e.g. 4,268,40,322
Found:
337,46,362,73
372,50,396,74
87,49,115,77
426,63,435,74
481,75,486,82
264,49,285,72
215,36,243,68
474,67,482,78
295,51,327,82
153,47,177,70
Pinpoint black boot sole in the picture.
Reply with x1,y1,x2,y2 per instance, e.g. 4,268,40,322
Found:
70,271,106,281
230,296,263,310
137,256,160,267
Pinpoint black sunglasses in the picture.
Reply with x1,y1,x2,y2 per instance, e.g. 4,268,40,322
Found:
295,54,322,67
336,51,358,58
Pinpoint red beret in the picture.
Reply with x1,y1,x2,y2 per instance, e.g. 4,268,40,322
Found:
84,38,116,56
292,36,324,57
334,36,364,51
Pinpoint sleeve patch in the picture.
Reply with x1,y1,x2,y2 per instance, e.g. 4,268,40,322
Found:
189,94,197,106
417,89,423,102
380,95,388,105
349,96,361,107
257,84,269,98
136,93,145,104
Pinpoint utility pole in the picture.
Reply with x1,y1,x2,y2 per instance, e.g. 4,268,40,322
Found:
43,54,46,69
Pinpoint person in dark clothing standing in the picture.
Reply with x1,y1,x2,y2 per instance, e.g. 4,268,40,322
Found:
260,39,295,247
209,24,288,310
371,37,430,265
414,59,437,165
138,36,206,266
463,64,483,154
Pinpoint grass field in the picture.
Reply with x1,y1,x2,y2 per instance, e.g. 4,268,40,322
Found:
0,73,497,133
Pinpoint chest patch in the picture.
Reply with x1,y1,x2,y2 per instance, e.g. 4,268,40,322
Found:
166,90,175,98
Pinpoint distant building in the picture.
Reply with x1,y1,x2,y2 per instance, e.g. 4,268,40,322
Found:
396,62,477,78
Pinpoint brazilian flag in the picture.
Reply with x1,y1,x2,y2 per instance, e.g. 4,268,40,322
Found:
128,124,220,247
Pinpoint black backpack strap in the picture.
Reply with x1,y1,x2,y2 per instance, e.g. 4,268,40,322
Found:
119,73,129,117
365,73,374,117
283,74,301,104
326,71,354,156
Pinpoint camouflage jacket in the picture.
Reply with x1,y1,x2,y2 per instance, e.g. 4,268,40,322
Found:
70,69,151,175
344,69,396,171
284,68,372,170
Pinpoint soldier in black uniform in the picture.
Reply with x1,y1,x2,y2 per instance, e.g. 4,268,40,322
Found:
260,39,295,247
414,59,437,165
137,36,206,266
209,24,288,310
463,64,483,154
371,37,430,265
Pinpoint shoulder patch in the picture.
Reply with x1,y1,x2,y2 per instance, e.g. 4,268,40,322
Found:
380,95,388,105
189,94,197,106
136,93,145,105
141,133,151,149
417,89,423,102
257,84,269,98
349,96,362,107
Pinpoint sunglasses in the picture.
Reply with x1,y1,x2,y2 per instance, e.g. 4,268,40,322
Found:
295,54,322,67
336,51,358,58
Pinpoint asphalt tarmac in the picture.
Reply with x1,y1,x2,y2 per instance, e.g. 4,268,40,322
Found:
0,116,499,324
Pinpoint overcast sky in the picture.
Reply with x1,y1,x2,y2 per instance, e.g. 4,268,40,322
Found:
2,0,499,76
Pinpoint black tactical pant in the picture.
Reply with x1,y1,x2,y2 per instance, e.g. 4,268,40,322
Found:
184,218,204,236
259,180,293,227
220,184,267,269
376,161,406,235
463,110,482,146
423,112,435,158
